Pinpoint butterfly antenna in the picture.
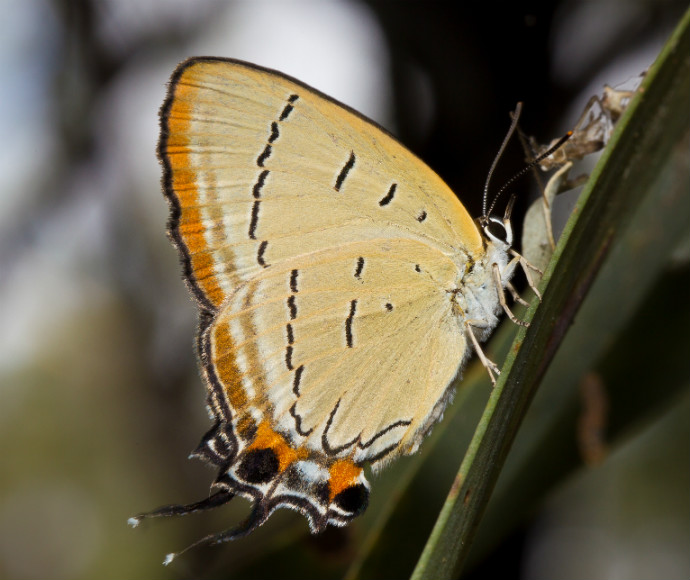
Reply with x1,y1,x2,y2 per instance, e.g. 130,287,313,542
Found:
128,489,235,526
483,102,524,218
485,124,573,219
163,502,268,566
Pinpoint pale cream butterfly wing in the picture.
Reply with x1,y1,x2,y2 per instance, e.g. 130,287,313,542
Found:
132,57,516,561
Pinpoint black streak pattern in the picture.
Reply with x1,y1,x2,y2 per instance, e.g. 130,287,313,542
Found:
286,321,295,371
249,200,260,239
268,121,279,143
322,400,360,455
251,95,300,261
290,402,313,436
379,183,397,206
354,257,364,279
364,442,401,465
279,94,299,121
293,365,304,396
287,295,297,320
335,151,356,191
285,268,301,380
345,299,357,348
256,144,272,167
253,169,269,199
359,419,412,449
359,419,413,464
257,241,269,267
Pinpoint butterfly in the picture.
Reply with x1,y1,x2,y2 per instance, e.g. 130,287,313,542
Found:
130,57,546,563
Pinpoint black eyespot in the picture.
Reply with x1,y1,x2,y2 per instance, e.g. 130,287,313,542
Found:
236,448,279,483
333,483,369,515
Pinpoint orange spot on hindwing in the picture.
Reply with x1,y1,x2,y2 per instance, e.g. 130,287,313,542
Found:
247,421,308,472
328,459,363,502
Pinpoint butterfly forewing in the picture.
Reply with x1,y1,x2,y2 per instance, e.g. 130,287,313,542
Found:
162,59,483,309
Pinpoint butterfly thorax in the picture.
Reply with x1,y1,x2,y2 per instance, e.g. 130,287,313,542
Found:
452,226,514,343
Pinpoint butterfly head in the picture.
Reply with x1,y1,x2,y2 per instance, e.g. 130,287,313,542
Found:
479,195,515,251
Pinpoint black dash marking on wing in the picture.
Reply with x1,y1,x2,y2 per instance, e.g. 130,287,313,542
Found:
322,399,359,455
253,169,269,199
415,264,421,273
290,401,313,436
284,263,297,369
379,183,397,206
279,94,299,121
363,441,401,465
287,270,298,371
268,121,280,143
335,151,356,192
385,303,393,311
257,144,272,167
293,365,304,396
417,210,427,222
249,200,260,239
354,257,364,280
257,241,269,267
252,95,300,233
287,295,297,320
345,299,357,348
359,419,412,449
285,345,294,371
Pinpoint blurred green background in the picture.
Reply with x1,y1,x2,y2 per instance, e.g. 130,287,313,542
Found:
0,1,687,579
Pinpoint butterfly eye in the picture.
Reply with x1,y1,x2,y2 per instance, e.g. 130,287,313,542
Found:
482,216,513,247
332,483,369,516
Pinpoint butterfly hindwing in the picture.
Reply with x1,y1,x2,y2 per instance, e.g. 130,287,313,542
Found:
203,238,468,469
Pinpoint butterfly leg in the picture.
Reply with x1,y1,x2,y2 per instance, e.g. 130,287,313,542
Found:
511,249,544,301
465,321,500,385
504,280,530,307
492,264,529,328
